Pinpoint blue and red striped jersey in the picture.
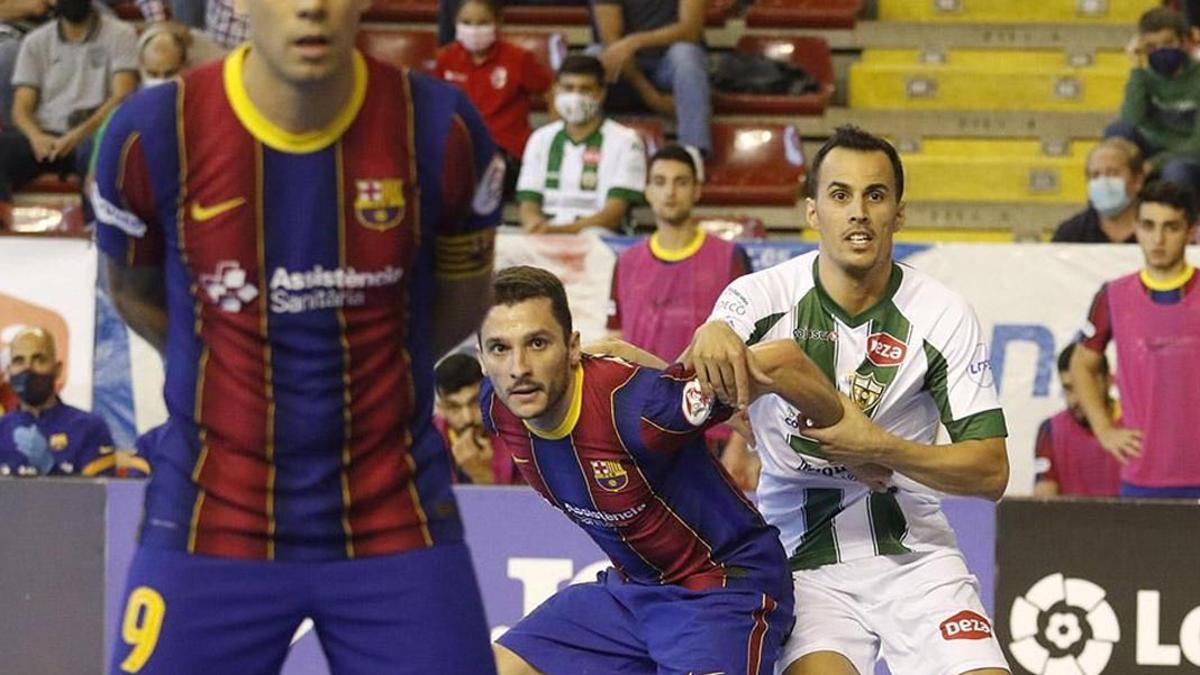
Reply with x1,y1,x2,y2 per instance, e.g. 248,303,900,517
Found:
481,355,790,596
92,47,502,560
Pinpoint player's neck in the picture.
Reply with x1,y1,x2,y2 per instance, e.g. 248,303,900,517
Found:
565,116,602,142
19,395,58,417
818,257,894,317
242,52,356,135
1142,259,1192,286
652,219,699,250
529,366,580,433
1099,205,1137,242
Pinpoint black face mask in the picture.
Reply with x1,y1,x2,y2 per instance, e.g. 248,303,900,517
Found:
9,370,55,407
55,0,92,24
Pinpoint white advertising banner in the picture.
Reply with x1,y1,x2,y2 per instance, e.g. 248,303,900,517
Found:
0,237,97,409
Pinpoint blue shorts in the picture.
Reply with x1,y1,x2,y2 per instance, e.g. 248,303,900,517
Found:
108,542,495,675
497,569,794,675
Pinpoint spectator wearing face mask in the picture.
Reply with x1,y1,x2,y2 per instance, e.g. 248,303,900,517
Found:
1053,138,1146,243
138,24,187,87
0,0,136,228
0,327,118,477
516,54,646,234
1107,7,1200,193
435,0,553,200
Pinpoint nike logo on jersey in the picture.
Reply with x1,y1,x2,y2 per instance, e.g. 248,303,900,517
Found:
191,197,246,221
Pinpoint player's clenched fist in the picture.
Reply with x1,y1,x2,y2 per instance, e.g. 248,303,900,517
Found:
680,320,772,410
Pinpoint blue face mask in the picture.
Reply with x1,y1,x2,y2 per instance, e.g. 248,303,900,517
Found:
1088,176,1131,217
9,370,55,407
1148,47,1188,77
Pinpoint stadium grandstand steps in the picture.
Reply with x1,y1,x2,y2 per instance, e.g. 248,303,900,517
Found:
898,138,1093,204
877,0,1159,24
744,0,863,29
849,48,1128,111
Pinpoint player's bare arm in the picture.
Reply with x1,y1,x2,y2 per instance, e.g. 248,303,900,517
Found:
433,230,496,356
105,258,168,354
681,319,771,409
568,196,630,233
805,395,1009,501
1068,342,1142,463
746,340,842,428
583,337,668,369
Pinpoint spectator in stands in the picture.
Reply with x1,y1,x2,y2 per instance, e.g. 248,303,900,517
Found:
593,0,711,161
0,0,51,128
1053,138,1146,243
436,0,588,45
435,0,553,199
0,327,118,476
138,24,188,87
434,352,522,485
517,54,646,234
1108,7,1200,194
0,0,136,229
1070,180,1200,498
1033,344,1121,497
135,0,247,50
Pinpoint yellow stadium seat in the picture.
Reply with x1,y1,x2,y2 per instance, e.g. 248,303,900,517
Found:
899,139,1096,203
849,56,1128,111
878,0,1159,23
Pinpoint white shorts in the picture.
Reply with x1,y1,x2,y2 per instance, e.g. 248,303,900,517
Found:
779,549,1009,675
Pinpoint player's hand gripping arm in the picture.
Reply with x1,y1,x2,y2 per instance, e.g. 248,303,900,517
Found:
804,397,1010,501
745,340,842,428
680,319,771,410
1068,343,1142,464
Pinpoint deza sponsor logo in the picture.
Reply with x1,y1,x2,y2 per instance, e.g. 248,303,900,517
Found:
1008,573,1200,674
866,332,906,367
941,610,993,641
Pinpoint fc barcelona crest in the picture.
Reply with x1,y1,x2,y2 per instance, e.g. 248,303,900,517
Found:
354,178,406,231
849,372,886,414
591,460,629,492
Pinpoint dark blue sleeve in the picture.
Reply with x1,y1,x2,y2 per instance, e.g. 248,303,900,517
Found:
91,90,166,266
638,365,733,441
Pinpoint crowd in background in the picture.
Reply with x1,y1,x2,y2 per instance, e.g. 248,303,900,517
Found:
1,0,1199,498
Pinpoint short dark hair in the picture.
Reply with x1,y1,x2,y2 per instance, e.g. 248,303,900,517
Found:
807,125,905,201
1058,343,1107,375
1138,180,1197,225
457,0,501,18
1138,7,1188,39
435,353,484,395
490,266,573,339
556,54,605,86
648,144,698,180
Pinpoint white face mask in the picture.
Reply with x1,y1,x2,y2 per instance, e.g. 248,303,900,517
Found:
554,91,600,126
456,23,496,53
140,75,174,88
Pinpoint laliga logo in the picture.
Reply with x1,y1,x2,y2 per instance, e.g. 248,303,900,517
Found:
1009,573,1119,675
200,261,259,312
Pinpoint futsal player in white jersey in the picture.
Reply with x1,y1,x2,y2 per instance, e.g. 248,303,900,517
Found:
684,126,1011,675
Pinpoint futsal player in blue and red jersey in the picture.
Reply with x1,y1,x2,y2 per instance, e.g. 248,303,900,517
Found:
479,266,849,675
90,0,503,669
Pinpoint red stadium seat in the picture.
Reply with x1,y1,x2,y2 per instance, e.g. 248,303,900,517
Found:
504,31,569,73
744,0,862,29
356,29,439,73
713,36,834,116
504,0,734,27
614,117,665,158
697,216,767,240
22,174,79,195
111,0,144,20
701,123,806,207
363,0,438,23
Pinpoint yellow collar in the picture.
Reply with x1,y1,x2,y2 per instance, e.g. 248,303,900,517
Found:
1140,265,1195,292
524,365,584,440
223,44,368,154
649,228,706,262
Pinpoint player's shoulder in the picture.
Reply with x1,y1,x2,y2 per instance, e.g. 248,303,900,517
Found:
893,261,977,328
600,118,643,146
19,20,56,47
56,402,106,427
97,13,137,41
729,249,818,301
528,119,566,146
582,353,641,389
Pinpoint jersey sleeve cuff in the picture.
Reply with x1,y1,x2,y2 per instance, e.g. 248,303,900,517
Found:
945,408,1008,443
515,190,543,204
436,229,496,280
607,187,645,204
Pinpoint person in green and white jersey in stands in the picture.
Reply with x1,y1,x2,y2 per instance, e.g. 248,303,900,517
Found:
683,126,1011,675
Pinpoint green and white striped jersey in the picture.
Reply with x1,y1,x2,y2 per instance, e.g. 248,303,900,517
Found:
515,118,646,227
708,251,1006,571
